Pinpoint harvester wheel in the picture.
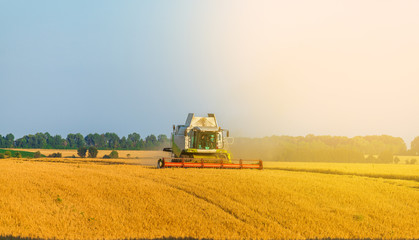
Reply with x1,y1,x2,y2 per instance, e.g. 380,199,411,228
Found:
157,159,165,168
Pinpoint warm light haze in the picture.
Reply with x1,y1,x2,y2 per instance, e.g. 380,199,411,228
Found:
1,0,418,144
1,2,419,239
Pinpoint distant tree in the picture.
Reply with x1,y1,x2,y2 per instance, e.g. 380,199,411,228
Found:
120,136,127,149
51,135,66,149
14,134,31,148
4,151,11,158
63,139,68,148
75,133,86,148
34,151,42,158
48,152,62,158
157,134,170,149
96,134,106,148
410,158,417,165
34,133,47,148
5,133,14,148
67,133,86,149
13,152,22,158
85,133,102,148
393,156,400,164
365,154,377,163
158,134,167,142
0,135,4,148
11,132,169,151
77,147,87,158
84,134,95,146
406,149,416,156
66,134,75,148
43,132,52,148
88,146,98,158
109,150,119,159
146,134,157,144
158,134,169,144
145,134,157,149
0,153,4,159
128,133,141,149
378,151,393,163
105,133,120,149
139,139,145,149
410,137,419,155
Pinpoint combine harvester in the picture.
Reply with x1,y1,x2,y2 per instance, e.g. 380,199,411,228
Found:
158,113,263,169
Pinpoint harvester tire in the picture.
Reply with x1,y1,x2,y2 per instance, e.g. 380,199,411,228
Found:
157,159,165,168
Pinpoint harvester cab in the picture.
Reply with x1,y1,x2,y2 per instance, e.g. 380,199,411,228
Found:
159,113,263,169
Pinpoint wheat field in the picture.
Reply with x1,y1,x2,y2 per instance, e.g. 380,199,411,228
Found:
0,155,418,239
264,161,419,181
8,148,165,159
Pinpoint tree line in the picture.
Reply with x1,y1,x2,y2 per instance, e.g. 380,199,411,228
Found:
0,132,169,150
2,132,419,163
229,135,419,163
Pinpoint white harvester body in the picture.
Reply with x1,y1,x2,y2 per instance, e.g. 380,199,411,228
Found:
168,113,231,160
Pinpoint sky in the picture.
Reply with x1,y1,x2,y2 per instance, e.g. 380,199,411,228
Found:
1,0,419,146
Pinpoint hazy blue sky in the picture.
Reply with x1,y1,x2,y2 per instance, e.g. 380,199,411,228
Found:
1,1,419,146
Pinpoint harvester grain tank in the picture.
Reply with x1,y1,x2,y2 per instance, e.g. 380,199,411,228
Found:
158,113,263,169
